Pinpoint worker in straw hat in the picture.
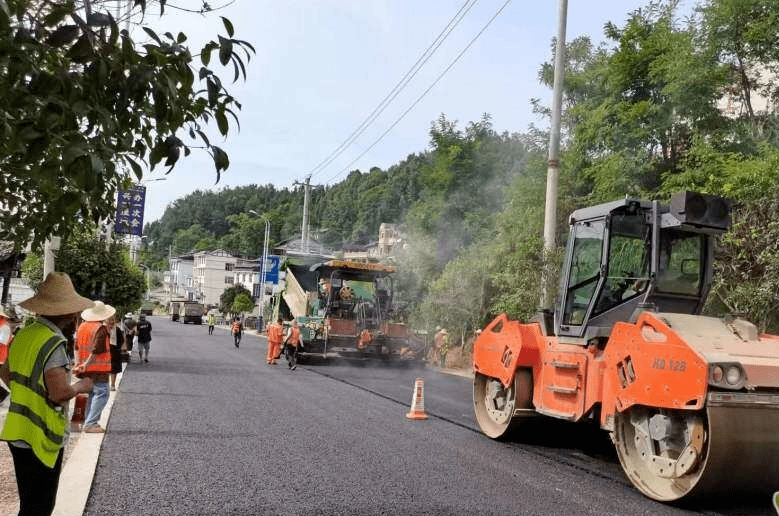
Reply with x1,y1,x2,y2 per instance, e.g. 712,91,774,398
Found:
74,300,116,433
434,326,450,368
0,272,95,516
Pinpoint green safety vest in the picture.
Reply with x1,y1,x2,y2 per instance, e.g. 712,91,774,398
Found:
0,321,68,468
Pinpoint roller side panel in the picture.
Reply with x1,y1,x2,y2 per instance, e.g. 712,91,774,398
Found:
472,313,543,389
601,312,708,427
535,342,589,421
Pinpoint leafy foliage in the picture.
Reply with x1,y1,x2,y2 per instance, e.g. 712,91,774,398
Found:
54,230,146,316
219,284,250,315
232,292,254,315
541,0,779,330
0,0,254,250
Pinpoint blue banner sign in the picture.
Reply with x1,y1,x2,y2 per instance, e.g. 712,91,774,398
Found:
115,185,146,236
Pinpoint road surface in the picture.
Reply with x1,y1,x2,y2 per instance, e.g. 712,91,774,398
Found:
79,317,775,515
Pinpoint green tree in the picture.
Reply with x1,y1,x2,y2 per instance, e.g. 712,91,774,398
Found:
543,2,728,202
219,284,250,315
172,224,217,253
20,252,43,291
487,153,557,321
232,292,254,316
54,230,146,315
700,0,779,126
0,0,254,250
416,244,492,342
219,212,275,258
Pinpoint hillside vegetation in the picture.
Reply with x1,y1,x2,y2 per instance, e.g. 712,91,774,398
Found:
144,1,779,340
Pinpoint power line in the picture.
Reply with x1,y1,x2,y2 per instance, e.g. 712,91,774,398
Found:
306,0,479,181
323,0,512,186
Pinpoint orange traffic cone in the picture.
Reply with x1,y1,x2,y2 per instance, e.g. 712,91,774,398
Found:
405,378,428,420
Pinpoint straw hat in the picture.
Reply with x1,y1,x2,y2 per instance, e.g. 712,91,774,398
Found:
19,272,94,316
81,300,116,322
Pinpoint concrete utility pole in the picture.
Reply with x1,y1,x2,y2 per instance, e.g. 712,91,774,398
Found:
294,175,312,254
168,244,173,308
42,237,61,278
542,0,568,310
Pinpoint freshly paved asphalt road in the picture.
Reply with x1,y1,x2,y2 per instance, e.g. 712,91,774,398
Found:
78,317,775,515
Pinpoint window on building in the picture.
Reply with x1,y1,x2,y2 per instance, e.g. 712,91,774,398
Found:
225,263,234,271
225,276,234,284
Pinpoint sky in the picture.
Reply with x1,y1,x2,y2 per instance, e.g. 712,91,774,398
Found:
136,0,693,223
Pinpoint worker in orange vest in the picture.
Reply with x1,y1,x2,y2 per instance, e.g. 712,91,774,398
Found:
231,317,243,348
74,301,115,433
284,319,302,371
266,318,284,365
0,305,16,367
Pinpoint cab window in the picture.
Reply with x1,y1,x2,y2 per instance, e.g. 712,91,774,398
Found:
563,220,605,326
593,213,650,315
657,231,703,295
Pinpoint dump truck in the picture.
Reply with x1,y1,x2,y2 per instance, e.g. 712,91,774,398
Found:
179,301,204,324
279,259,420,360
168,297,188,321
139,301,154,316
472,191,779,502
169,301,180,321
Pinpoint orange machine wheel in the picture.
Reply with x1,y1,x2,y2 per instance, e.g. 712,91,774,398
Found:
473,369,534,439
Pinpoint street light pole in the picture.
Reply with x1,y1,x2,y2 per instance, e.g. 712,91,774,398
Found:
249,210,270,330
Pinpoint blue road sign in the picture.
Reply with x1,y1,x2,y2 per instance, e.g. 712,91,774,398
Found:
264,255,280,284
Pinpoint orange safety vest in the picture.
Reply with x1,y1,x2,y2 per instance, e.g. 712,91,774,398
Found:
76,321,111,375
286,326,301,347
0,317,11,363
267,323,283,344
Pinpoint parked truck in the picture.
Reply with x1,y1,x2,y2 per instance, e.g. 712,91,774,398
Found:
168,297,188,321
279,259,421,360
169,301,180,321
472,191,779,502
179,301,204,324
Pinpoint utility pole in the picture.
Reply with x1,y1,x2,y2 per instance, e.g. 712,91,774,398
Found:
294,175,312,254
542,0,568,310
260,218,270,330
168,244,173,308
43,237,61,278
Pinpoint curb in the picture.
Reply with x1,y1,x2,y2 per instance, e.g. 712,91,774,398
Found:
52,365,125,516
435,366,474,379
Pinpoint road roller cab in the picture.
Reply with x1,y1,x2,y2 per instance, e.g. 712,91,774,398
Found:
472,191,779,502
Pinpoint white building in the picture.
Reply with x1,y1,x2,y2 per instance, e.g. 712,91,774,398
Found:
233,258,259,297
342,223,405,261
376,223,404,257
167,254,195,300
193,249,237,307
